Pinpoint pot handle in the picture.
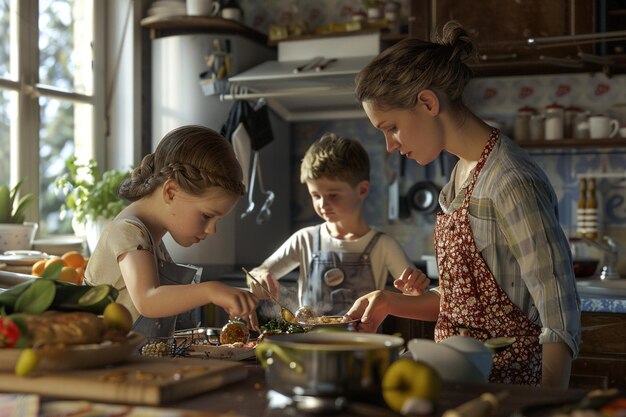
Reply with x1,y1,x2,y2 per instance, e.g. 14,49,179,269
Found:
255,341,304,373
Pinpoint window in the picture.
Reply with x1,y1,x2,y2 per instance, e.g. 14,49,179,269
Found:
0,0,104,235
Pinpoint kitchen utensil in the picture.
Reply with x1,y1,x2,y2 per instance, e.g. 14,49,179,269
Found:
315,58,337,72
242,267,296,323
293,56,324,74
0,356,247,406
255,156,274,225
407,181,440,213
256,332,404,402
241,152,257,219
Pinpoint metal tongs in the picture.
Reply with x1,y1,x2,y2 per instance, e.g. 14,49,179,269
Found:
255,157,274,225
241,152,257,219
242,267,296,323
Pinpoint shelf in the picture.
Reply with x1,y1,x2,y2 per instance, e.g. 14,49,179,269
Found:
140,15,268,45
518,138,626,149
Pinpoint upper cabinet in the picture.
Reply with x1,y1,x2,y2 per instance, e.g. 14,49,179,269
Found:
408,0,626,76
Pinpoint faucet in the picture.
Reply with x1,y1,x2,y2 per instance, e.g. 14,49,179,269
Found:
577,236,621,280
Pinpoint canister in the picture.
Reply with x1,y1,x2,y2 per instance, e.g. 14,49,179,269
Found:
514,106,536,141
564,106,582,139
545,103,564,140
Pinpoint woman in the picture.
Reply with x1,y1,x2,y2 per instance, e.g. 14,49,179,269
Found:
345,22,580,387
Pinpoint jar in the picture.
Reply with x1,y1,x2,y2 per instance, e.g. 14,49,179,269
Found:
220,318,250,345
545,103,564,140
564,106,582,139
574,111,590,139
514,106,536,141
529,114,545,141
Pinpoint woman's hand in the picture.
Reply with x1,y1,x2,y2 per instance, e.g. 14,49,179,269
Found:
247,268,280,300
345,290,391,333
393,267,430,296
209,282,259,331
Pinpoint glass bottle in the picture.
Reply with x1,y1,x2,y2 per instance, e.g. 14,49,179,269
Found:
585,178,598,239
576,178,587,237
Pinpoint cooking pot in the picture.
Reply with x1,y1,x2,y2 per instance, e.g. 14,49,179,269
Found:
256,332,404,402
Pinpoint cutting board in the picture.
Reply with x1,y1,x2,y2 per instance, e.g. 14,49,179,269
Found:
0,356,247,406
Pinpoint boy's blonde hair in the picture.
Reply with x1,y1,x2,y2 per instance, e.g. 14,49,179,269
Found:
300,133,370,186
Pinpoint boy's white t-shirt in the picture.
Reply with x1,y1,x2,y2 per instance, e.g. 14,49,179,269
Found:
252,224,414,306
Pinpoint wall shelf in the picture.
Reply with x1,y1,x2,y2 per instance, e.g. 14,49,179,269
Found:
519,138,626,149
140,15,268,45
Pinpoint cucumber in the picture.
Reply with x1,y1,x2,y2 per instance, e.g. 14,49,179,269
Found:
14,279,56,314
484,336,516,353
0,280,38,313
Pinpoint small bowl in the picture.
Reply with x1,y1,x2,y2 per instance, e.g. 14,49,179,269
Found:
573,259,599,278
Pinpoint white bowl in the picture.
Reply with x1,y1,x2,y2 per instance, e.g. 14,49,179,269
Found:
439,335,493,380
407,338,488,384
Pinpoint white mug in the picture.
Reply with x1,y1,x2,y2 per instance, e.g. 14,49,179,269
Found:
186,0,220,16
221,7,242,21
588,115,620,139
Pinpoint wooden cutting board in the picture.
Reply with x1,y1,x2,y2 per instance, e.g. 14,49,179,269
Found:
0,356,247,406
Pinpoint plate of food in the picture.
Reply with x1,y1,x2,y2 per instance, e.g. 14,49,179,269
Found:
297,315,359,329
0,331,145,373
187,341,257,361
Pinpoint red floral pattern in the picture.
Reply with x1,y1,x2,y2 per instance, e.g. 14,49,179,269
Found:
434,129,542,385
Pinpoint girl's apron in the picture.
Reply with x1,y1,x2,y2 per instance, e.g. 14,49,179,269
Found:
433,129,542,385
304,225,381,315
125,218,201,338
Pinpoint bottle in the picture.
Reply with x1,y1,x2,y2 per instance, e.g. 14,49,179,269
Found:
585,178,598,239
576,178,587,237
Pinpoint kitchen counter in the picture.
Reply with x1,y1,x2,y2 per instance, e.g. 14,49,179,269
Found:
169,364,589,417
577,279,626,313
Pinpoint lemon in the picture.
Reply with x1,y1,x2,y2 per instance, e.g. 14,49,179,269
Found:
103,302,133,334
15,348,39,376
382,358,441,413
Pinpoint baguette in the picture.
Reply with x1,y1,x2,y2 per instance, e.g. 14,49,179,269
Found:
24,311,105,346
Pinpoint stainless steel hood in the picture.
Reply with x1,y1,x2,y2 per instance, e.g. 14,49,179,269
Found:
221,32,380,122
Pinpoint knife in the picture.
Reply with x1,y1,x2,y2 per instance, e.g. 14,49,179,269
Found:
293,56,324,74
315,58,337,72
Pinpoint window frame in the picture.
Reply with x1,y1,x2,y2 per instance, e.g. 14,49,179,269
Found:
1,0,106,229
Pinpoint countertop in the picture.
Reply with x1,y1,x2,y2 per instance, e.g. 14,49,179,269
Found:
169,364,589,417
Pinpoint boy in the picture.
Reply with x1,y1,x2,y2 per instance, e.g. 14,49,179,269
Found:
248,133,429,316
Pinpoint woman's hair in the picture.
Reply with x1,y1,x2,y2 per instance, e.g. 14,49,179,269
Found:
119,125,245,201
300,132,370,186
355,20,476,110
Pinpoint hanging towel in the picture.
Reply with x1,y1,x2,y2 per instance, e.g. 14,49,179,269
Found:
232,122,252,192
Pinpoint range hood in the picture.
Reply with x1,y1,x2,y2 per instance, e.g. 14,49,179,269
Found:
221,32,380,122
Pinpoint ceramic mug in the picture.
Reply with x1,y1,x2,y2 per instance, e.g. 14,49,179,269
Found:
221,7,242,21
620,127,626,138
186,0,220,16
589,115,620,139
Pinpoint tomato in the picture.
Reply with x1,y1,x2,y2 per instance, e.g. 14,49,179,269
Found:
0,317,21,348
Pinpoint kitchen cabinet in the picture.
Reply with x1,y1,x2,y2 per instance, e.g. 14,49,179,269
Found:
407,0,626,76
570,311,626,390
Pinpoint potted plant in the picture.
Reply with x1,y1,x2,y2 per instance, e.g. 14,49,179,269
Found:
0,180,38,251
54,157,130,253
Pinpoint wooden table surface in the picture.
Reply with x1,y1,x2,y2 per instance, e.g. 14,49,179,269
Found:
169,363,589,417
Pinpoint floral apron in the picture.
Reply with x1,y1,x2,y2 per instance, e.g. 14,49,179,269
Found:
433,129,542,385
304,225,381,315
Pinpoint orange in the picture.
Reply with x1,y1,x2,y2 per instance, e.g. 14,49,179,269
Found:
61,251,86,269
44,257,66,270
59,266,81,285
31,259,46,277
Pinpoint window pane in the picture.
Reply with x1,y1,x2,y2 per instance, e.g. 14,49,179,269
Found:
38,0,93,94
39,96,93,235
0,1,10,79
0,89,17,184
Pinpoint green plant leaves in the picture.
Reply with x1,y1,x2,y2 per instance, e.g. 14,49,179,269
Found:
0,180,37,224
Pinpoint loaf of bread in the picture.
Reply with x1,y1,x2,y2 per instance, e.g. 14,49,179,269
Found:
24,311,105,346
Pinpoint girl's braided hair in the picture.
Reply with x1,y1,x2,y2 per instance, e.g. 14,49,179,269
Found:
119,125,245,201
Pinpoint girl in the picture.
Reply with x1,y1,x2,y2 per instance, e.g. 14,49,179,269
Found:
346,22,580,387
84,125,258,337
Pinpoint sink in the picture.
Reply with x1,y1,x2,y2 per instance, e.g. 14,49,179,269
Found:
576,278,626,299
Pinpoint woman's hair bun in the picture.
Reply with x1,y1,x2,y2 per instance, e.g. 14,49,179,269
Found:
432,20,476,64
